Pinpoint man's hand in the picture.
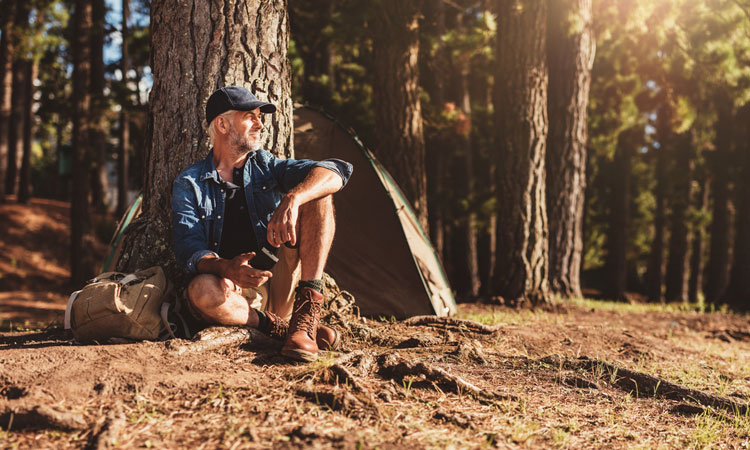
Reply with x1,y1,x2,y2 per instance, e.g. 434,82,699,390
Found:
221,252,273,288
267,194,299,247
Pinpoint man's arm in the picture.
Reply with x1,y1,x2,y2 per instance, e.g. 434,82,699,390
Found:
196,252,273,288
266,166,343,248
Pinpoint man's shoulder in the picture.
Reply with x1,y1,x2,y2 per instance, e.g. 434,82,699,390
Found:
175,154,212,185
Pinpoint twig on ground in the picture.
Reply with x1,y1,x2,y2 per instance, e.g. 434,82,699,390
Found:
402,316,502,334
169,326,277,355
542,354,750,415
0,402,87,431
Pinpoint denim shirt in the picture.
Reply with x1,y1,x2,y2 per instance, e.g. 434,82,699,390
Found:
172,149,353,275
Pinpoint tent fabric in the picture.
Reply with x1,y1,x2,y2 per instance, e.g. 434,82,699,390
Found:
294,106,456,318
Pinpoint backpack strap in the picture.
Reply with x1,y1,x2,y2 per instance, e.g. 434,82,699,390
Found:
64,290,81,330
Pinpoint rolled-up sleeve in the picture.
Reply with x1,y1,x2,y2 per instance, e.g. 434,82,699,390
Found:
270,155,353,193
172,178,217,275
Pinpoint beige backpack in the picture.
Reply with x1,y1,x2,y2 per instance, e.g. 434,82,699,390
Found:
64,266,172,342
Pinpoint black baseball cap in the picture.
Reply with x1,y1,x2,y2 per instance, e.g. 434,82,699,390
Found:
205,86,276,124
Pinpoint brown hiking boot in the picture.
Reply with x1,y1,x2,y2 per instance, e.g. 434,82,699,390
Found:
261,310,340,350
281,287,326,362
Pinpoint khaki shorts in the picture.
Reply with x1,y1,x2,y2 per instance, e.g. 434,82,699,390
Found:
240,245,301,321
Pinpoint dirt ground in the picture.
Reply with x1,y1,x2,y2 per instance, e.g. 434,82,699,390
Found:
1,200,750,449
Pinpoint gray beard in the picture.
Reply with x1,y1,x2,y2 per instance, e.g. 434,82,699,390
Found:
228,128,260,157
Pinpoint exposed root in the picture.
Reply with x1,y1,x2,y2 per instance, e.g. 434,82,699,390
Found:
402,316,502,334
296,385,379,420
328,364,367,393
434,409,474,429
89,414,127,449
542,355,750,415
169,326,277,355
378,353,487,399
0,401,87,431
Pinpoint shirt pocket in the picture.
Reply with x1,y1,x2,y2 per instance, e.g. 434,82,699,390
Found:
252,176,282,223
198,206,220,250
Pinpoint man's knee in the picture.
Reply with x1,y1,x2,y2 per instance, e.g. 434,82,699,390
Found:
187,274,231,311
299,194,334,217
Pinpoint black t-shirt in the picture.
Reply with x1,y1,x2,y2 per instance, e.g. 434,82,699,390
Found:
218,166,257,260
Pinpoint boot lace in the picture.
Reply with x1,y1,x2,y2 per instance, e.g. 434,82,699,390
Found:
289,288,323,337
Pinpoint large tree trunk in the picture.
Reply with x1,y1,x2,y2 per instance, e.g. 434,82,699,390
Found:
71,0,94,286
17,56,37,204
89,0,109,210
117,0,292,277
664,133,693,302
705,96,734,305
3,0,29,198
725,104,750,310
372,0,428,233
545,0,594,299
688,176,709,303
493,0,550,305
604,128,636,300
0,0,16,201
117,0,130,216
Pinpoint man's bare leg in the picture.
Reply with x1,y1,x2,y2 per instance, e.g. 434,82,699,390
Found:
297,195,335,280
187,274,259,327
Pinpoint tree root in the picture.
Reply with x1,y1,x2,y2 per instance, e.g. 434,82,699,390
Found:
376,353,513,403
296,386,380,420
169,326,277,355
0,401,87,431
401,316,502,334
543,355,750,415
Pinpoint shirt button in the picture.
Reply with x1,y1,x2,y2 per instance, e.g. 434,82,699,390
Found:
217,215,222,219
214,242,218,246
201,215,205,219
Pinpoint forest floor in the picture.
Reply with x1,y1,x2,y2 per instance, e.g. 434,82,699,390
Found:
1,199,750,449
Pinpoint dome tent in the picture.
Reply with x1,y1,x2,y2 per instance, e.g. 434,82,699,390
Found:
293,106,455,318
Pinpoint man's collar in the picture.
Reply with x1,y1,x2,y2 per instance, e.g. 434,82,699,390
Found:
198,148,258,182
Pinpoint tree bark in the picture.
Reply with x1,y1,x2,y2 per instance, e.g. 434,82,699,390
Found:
17,56,37,204
493,0,550,305
117,0,130,216
89,0,109,210
117,0,292,277
3,0,29,197
664,133,693,302
372,0,429,233
71,0,94,285
604,128,636,300
688,176,709,303
705,96,734,305
545,0,595,299
0,0,16,201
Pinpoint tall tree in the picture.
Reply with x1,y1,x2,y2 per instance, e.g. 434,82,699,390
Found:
493,0,550,305
3,0,30,197
89,0,109,209
664,132,693,302
688,175,709,303
371,0,428,232
117,0,130,216
603,127,637,300
71,0,94,285
704,95,734,304
117,0,292,274
725,104,750,309
545,0,595,299
0,0,16,200
17,53,39,203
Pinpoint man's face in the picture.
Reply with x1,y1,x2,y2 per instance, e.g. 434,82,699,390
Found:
226,108,263,152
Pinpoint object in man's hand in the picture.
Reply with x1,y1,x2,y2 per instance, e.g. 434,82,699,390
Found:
252,246,279,271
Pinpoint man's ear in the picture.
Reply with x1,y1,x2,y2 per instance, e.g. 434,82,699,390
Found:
217,115,230,134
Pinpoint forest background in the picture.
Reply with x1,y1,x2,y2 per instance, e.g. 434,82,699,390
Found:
1,0,750,312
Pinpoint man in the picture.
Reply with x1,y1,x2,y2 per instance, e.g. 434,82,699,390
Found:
172,85,352,362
